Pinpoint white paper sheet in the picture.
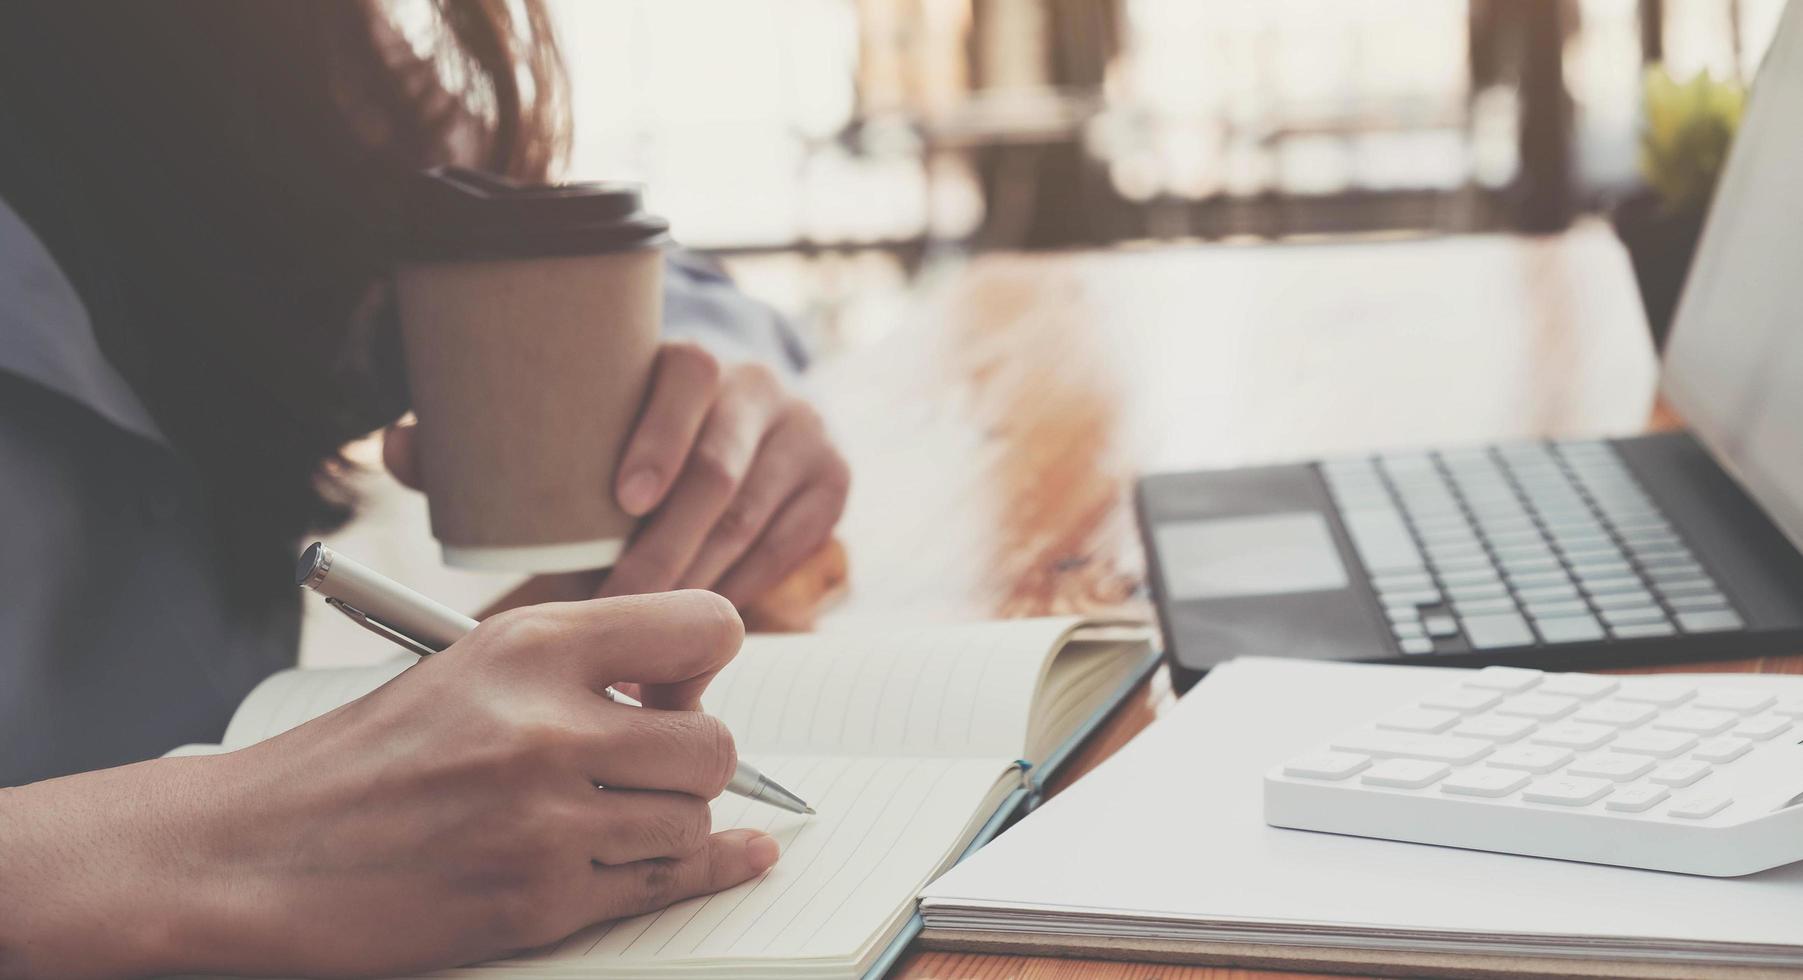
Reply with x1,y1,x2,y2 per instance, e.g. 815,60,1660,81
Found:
923,658,1803,954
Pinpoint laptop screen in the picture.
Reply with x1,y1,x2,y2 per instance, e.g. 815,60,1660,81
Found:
1662,0,1803,553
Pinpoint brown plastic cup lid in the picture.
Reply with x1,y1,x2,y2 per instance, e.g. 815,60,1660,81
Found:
402,166,669,262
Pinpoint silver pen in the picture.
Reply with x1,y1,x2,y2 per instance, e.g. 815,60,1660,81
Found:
296,541,814,815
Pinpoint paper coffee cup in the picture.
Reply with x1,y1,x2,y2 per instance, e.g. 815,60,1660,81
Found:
395,167,668,573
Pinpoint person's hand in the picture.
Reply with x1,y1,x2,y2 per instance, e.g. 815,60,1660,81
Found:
0,591,778,978
600,342,849,604
384,342,849,607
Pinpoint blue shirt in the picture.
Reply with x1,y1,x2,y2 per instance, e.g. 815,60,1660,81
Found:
0,197,803,787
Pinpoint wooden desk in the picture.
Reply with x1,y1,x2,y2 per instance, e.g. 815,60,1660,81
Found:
761,223,1798,979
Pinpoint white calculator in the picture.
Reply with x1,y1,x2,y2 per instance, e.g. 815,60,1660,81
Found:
1265,666,1803,876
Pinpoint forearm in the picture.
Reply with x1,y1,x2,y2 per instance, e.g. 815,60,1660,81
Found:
0,756,232,979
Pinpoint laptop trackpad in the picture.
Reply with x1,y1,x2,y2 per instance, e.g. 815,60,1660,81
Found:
1154,512,1349,600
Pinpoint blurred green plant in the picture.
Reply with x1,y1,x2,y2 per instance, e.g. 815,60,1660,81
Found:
1639,67,1746,215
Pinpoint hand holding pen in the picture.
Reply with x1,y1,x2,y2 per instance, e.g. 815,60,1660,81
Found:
297,542,813,815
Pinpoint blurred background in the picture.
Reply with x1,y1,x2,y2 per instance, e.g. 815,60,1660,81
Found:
546,0,1779,354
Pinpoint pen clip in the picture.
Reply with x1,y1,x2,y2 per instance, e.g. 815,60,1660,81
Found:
325,597,438,658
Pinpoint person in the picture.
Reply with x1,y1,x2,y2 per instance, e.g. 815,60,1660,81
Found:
0,2,849,976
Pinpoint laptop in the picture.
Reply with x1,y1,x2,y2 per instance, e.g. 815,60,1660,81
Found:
1138,1,1803,692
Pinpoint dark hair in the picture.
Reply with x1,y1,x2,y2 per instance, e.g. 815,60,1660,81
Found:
0,1,568,600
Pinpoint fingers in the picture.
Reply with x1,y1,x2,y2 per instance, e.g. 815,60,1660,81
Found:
675,405,829,591
615,343,721,517
602,366,783,598
714,460,850,606
587,789,715,866
586,829,779,925
475,590,743,707
582,703,739,798
381,419,424,490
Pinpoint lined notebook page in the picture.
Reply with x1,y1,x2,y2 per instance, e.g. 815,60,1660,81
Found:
220,660,412,748
506,754,1010,975
703,617,1081,759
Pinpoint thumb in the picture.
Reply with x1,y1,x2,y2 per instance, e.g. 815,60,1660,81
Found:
588,829,780,923
382,419,424,490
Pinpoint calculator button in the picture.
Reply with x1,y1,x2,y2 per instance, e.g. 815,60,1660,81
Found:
1692,736,1753,763
1614,682,1695,707
1283,752,1371,781
1668,793,1731,819
1440,768,1531,798
1377,708,1461,734
1361,759,1452,789
1732,715,1791,741
1421,687,1503,713
1649,760,1712,788
1398,637,1436,655
1770,699,1803,718
1467,666,1543,692
1495,694,1579,721
1522,775,1612,806
1573,701,1658,727
1566,754,1655,781
1692,689,1776,714
1611,730,1699,759
1650,709,1737,736
1486,745,1576,774
1330,731,1493,764
1529,722,1615,750
1605,784,1670,812
1536,674,1619,700
1451,716,1537,742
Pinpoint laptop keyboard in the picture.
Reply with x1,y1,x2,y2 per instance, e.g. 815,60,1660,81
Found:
1321,441,1745,656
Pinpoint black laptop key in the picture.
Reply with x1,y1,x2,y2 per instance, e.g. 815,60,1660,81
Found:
1676,610,1745,633
1656,578,1720,598
1534,614,1606,644
1647,564,1706,584
1592,589,1657,610
1666,592,1730,611
1601,606,1665,627
1581,577,1646,596
1462,612,1535,649
1423,615,1460,637
1611,620,1678,639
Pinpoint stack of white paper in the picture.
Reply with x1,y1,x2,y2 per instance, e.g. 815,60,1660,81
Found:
921,658,1803,972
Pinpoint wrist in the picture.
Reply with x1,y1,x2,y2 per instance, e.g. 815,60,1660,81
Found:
0,755,242,978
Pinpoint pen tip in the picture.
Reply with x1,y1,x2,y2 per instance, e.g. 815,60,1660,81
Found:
803,806,817,815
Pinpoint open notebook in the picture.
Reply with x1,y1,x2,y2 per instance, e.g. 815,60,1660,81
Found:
176,616,1157,979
